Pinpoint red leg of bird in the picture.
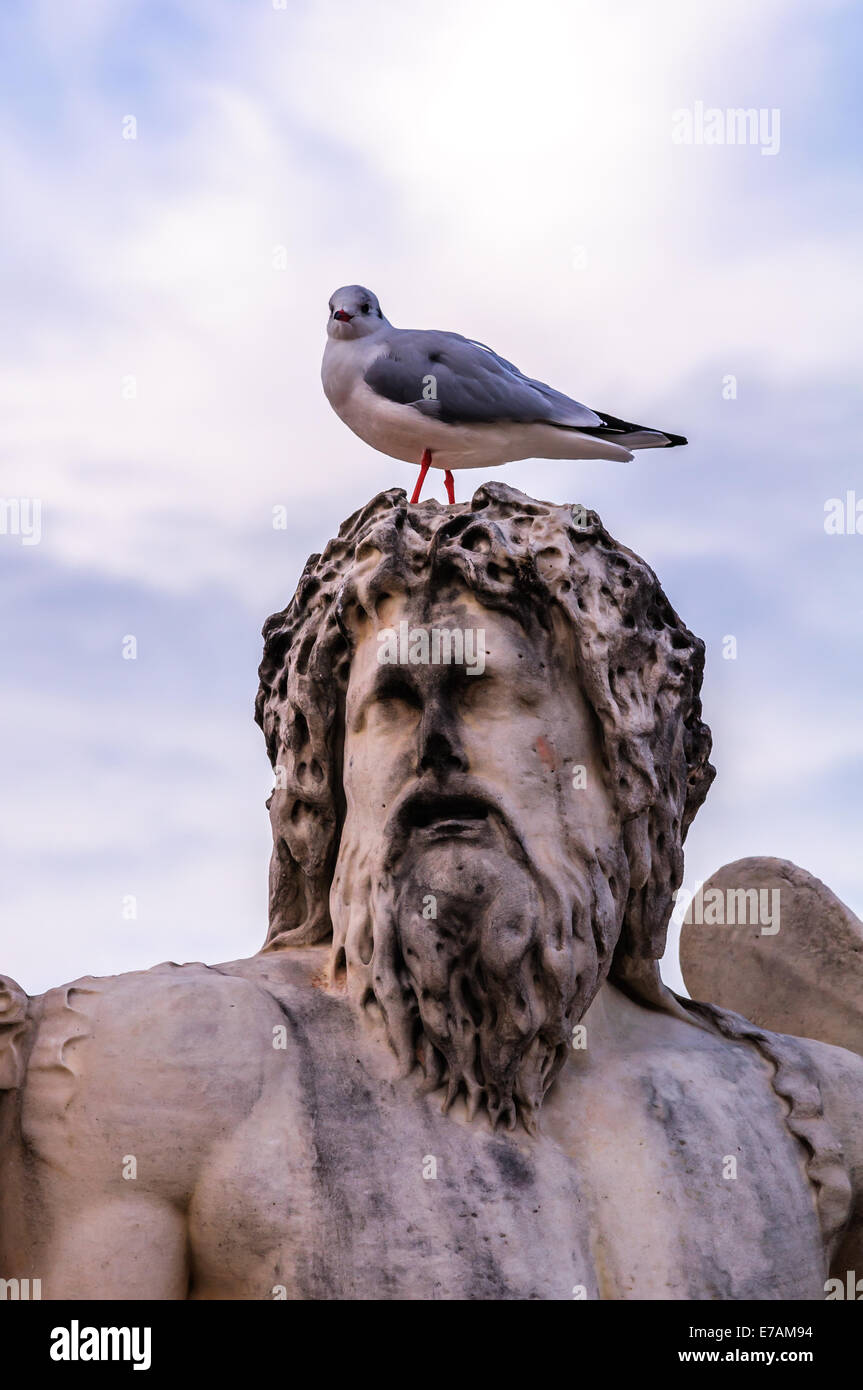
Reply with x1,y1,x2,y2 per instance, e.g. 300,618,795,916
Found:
410,449,432,504
444,469,455,505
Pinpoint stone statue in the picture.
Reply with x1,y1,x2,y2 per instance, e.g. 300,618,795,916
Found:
2,483,861,1300
680,857,863,1057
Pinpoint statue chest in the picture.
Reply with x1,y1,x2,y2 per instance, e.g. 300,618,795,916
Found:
185,1042,828,1301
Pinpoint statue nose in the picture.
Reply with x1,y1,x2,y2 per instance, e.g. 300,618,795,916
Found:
418,720,468,778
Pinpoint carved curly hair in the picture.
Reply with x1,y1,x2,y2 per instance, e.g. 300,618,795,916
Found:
255,481,715,977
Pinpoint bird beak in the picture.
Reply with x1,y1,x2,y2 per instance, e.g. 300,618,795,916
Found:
333,309,353,322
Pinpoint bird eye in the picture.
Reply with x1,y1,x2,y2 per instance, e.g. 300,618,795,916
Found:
361,303,370,314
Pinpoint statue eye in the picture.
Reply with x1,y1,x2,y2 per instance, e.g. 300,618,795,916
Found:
373,672,421,713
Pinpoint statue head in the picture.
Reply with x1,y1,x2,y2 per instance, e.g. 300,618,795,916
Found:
256,483,714,1130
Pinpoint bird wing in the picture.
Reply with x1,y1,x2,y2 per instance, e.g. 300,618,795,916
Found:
364,329,603,429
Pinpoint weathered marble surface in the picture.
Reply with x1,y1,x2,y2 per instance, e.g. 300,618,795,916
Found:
3,951,859,1300
680,856,863,1057
2,485,862,1300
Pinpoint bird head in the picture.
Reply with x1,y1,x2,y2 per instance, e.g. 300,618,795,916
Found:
327,285,389,340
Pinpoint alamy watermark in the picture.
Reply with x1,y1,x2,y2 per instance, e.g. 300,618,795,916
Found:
50,1321,151,1370
1,1277,41,1299
672,102,780,157
825,1271,863,1300
377,622,486,676
671,881,780,935
824,492,863,535
0,497,42,545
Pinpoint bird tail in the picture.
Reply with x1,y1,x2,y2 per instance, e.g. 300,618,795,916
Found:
581,410,687,451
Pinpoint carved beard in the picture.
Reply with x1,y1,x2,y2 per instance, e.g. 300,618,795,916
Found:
331,812,626,1133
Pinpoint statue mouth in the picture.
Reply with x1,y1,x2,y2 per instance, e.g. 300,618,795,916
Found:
389,785,501,850
384,781,530,869
406,794,491,840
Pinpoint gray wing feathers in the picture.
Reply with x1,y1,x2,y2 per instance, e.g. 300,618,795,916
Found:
364,330,602,429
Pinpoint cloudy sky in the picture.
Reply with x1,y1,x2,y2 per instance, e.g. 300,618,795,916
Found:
2,0,861,996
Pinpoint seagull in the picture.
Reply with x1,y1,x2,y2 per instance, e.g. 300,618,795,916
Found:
321,284,687,504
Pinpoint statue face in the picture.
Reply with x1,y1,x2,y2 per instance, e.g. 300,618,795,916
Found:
332,586,628,1130
342,589,620,871
258,484,715,1126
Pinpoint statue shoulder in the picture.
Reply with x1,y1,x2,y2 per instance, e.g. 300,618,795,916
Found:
789,1036,863,1187
785,1035,863,1273
29,958,287,1077
0,975,31,1091
671,993,861,1256
18,961,290,1174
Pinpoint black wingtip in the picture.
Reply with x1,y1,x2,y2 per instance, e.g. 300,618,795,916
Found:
663,432,688,447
